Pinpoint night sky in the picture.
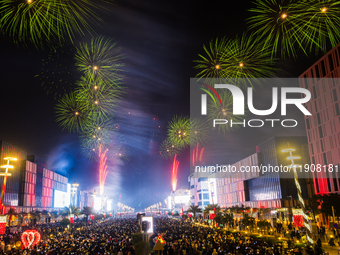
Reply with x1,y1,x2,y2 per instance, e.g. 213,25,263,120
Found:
0,0,322,209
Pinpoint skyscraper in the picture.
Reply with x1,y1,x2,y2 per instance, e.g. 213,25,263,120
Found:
299,44,340,194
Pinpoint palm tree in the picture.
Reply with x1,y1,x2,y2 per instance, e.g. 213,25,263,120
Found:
18,212,28,226
203,204,221,216
187,205,202,221
50,211,59,222
6,207,17,227
62,205,80,217
30,210,41,225
222,211,234,230
259,208,271,220
81,206,93,225
41,210,49,223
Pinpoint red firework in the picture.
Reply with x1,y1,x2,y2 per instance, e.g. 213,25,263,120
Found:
171,154,179,191
99,144,108,195
192,143,205,167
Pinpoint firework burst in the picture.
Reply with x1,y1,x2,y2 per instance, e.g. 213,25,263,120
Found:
159,139,182,160
247,0,300,58
291,0,340,54
167,115,190,149
247,0,340,57
55,91,90,132
190,118,210,146
206,89,246,133
195,34,275,88
75,36,124,82
75,76,122,118
36,48,76,99
0,0,106,47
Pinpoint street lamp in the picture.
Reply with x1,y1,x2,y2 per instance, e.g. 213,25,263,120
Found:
71,181,79,206
282,148,313,244
0,157,17,214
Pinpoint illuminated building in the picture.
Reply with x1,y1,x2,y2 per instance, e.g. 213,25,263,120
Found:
299,46,340,195
211,137,313,220
27,155,45,207
0,141,27,210
18,160,37,208
28,155,68,208
188,175,215,209
216,153,259,208
165,189,190,211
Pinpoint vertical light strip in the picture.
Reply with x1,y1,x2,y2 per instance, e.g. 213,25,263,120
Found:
201,94,207,115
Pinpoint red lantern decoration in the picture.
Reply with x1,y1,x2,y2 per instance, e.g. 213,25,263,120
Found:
70,217,74,224
210,213,216,220
188,213,192,218
90,215,94,220
21,230,41,249
0,216,6,235
293,215,304,227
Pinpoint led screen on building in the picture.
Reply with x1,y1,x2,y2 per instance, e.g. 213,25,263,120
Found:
54,190,70,208
107,200,112,211
94,196,101,211
174,195,190,204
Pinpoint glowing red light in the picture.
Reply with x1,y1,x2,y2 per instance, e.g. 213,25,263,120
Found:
21,230,41,249
192,143,205,167
172,154,179,191
98,145,108,195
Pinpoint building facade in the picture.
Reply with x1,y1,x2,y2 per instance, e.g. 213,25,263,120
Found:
299,44,340,195
217,153,259,208
205,137,314,213
0,141,27,208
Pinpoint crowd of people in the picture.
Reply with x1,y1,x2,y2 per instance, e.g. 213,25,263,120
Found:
0,216,323,255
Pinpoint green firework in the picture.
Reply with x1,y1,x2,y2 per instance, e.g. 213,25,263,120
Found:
190,118,210,146
194,34,275,88
248,0,340,57
207,89,246,133
75,36,124,82
0,0,106,47
247,0,301,58
55,91,90,132
291,0,340,54
159,138,182,160
167,115,190,149
36,48,76,99
75,76,122,118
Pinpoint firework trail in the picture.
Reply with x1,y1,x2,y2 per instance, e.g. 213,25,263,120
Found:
171,154,179,192
192,143,205,167
98,144,108,195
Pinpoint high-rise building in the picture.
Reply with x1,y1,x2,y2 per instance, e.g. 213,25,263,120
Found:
27,155,45,207
18,160,37,209
0,141,27,208
299,45,340,194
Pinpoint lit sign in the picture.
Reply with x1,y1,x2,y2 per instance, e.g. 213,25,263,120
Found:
107,200,112,211
94,196,101,211
174,195,190,204
141,216,154,234
54,190,70,208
